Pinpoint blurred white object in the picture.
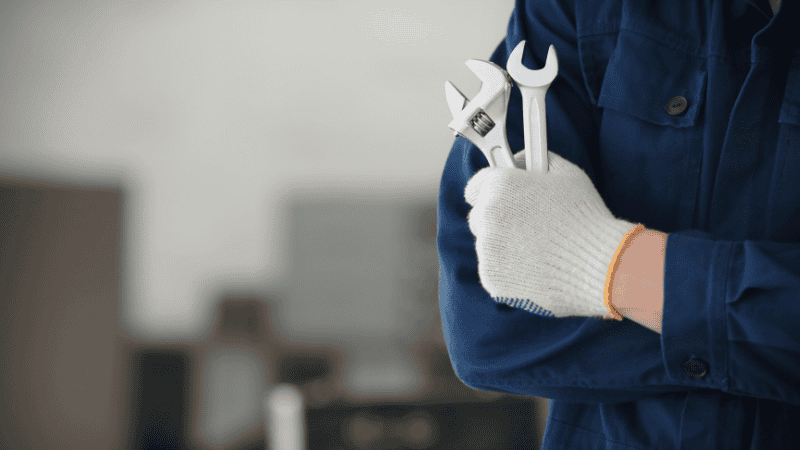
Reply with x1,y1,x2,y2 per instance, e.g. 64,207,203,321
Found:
265,384,306,450
196,348,269,448
189,298,278,450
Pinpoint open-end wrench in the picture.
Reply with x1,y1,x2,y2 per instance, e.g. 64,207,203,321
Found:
445,60,517,169
506,41,559,174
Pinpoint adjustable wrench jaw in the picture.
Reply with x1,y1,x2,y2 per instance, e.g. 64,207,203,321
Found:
445,60,517,169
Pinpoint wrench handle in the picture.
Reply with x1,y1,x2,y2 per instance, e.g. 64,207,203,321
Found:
520,88,550,174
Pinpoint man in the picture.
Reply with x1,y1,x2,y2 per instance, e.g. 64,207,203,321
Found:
437,0,800,448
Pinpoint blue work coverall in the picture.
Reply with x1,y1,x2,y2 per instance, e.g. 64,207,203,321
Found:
437,0,800,448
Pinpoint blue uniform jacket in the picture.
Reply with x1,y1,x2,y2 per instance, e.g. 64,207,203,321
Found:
437,0,800,448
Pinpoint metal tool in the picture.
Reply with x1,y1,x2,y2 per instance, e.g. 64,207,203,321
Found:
506,41,558,174
445,60,517,169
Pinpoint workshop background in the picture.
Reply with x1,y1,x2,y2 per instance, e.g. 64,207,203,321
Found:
0,0,551,449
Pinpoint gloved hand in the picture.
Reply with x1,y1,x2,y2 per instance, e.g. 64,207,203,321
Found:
465,150,640,321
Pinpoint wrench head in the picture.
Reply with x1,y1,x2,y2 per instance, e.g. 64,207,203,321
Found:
444,60,516,168
446,59,512,129
464,59,513,97
444,80,468,117
507,41,558,87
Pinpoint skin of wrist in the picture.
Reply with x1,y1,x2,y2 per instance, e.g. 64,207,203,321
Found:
609,228,667,334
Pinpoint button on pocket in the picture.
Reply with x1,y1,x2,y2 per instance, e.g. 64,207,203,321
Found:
683,358,708,378
597,31,707,127
667,96,688,115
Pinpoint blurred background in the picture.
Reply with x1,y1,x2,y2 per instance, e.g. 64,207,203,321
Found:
0,0,551,448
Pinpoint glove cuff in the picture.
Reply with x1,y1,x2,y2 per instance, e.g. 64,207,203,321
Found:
603,223,647,321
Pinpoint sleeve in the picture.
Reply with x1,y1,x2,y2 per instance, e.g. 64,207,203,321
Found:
663,230,800,406
438,0,800,407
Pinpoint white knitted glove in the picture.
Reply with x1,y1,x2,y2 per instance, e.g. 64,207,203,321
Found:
465,150,638,320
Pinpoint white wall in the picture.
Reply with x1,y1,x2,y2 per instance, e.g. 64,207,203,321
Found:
0,0,515,340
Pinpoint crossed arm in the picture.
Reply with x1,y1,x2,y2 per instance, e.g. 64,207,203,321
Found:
608,229,668,334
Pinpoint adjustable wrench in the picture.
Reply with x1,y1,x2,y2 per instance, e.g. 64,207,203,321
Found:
445,60,517,169
506,41,559,174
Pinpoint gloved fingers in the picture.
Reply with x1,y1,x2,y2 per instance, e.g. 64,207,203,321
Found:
464,166,498,207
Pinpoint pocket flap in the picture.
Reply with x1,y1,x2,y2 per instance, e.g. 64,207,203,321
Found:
598,31,707,128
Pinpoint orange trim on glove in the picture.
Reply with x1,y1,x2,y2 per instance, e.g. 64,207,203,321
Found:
603,223,647,321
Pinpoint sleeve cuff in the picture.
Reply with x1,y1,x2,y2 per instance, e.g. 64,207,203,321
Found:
662,230,732,388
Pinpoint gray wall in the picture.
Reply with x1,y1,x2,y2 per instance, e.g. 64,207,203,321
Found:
0,0,515,341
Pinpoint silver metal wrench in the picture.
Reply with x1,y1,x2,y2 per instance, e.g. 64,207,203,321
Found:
506,41,559,174
445,59,517,169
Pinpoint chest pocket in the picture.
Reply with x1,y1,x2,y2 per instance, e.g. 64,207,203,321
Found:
597,30,707,127
589,28,708,232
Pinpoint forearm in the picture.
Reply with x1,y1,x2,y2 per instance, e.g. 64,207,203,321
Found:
609,228,668,334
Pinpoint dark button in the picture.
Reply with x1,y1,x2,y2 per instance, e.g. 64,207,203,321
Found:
683,359,708,378
667,96,688,115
